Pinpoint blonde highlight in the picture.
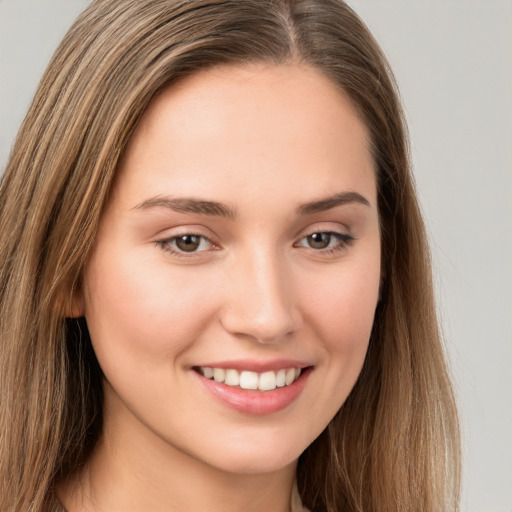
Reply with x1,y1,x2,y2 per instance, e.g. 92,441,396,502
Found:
0,1,460,511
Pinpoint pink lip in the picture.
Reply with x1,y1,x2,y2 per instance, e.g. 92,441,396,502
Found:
193,366,312,415
194,358,311,372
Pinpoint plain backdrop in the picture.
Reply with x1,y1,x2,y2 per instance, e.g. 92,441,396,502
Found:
1,1,511,511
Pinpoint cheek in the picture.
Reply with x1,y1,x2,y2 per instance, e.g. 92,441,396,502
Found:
287,259,380,438
330,280,377,340
301,255,380,394
82,249,220,372
306,260,380,347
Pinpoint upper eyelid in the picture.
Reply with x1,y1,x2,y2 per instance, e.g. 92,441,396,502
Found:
153,221,352,246
161,233,216,246
154,225,218,242
295,223,351,240
157,232,351,258
156,234,217,258
294,231,354,247
298,230,351,239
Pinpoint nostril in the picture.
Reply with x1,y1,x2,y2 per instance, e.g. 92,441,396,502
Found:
219,312,300,344
218,264,303,343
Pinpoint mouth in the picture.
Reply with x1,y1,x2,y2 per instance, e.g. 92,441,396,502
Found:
192,363,313,415
195,366,303,391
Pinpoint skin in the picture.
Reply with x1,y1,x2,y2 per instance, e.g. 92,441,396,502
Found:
60,63,381,512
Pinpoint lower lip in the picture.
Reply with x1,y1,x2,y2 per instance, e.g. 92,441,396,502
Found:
194,368,311,415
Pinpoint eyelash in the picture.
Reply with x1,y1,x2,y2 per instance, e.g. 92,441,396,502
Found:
156,231,355,258
294,231,355,254
156,233,216,257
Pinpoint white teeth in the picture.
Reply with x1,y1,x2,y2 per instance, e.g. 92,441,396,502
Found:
285,368,296,386
202,367,214,379
258,371,276,391
213,368,225,382
239,371,259,390
198,366,303,391
224,369,240,386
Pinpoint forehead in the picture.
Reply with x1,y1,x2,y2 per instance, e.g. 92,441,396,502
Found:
114,63,376,209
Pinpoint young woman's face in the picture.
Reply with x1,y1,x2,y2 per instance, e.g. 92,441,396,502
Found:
79,64,381,475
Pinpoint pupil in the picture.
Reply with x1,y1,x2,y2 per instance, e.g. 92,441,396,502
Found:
176,235,200,252
308,233,330,249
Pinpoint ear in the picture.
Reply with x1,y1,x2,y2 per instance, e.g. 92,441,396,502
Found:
59,283,85,318
67,296,84,318
68,284,85,318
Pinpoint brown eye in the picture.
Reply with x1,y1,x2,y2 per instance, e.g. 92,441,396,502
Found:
157,233,215,256
175,234,202,252
306,232,332,249
157,233,216,257
295,231,355,253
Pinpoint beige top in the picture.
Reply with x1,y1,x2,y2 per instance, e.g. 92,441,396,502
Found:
291,480,311,512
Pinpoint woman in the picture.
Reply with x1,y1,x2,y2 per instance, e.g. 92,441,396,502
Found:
0,1,460,511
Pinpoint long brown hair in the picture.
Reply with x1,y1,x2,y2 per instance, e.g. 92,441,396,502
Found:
0,1,460,510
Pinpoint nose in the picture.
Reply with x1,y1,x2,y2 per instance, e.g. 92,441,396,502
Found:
220,249,302,344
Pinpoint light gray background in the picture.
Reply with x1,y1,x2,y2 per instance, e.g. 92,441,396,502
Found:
1,1,511,510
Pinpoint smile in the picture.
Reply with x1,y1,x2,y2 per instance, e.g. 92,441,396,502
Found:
193,363,312,415
198,366,302,391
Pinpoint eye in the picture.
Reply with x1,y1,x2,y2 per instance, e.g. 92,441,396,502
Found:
157,234,215,255
295,231,354,251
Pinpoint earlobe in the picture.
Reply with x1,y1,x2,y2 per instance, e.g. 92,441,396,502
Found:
68,288,85,318
61,285,85,318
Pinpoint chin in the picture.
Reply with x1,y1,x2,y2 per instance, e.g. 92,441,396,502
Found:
186,433,307,476
209,451,299,476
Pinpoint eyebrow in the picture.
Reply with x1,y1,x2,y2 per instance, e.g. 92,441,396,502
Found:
133,196,237,219
133,191,371,219
296,191,371,215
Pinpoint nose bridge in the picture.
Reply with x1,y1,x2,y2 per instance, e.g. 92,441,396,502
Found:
221,245,301,343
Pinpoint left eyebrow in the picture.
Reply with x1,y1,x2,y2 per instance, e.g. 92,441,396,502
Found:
297,191,371,215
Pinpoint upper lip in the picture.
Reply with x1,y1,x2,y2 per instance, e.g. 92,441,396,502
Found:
193,359,312,373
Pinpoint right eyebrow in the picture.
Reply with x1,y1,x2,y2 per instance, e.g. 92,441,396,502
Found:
132,196,237,220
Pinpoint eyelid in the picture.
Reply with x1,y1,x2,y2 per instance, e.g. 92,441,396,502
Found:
294,231,354,247
294,221,351,240
293,223,355,254
154,223,354,258
154,227,221,257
